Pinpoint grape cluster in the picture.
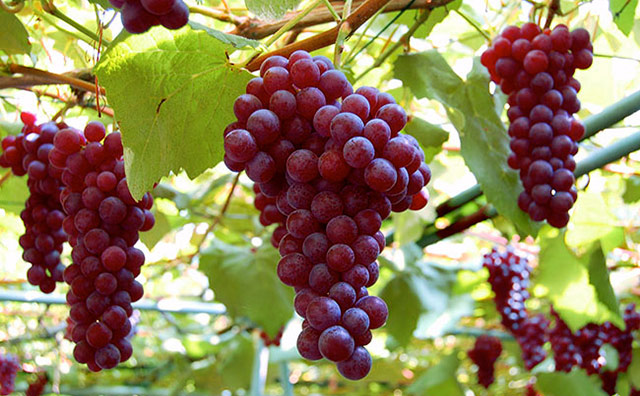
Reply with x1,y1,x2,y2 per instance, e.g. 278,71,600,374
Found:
468,335,502,388
0,354,19,396
549,304,640,394
223,50,432,380
481,23,594,228
50,122,154,371
0,113,67,293
483,247,548,370
26,373,47,396
108,0,189,34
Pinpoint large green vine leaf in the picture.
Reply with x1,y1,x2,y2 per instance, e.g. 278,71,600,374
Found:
537,370,608,396
95,26,254,199
610,0,639,35
200,241,294,336
395,51,540,236
536,229,623,331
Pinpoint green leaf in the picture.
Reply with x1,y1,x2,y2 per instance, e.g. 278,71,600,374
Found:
413,0,462,38
618,373,632,396
0,121,22,138
87,0,113,9
139,208,170,249
600,344,620,372
200,241,294,336
536,370,608,396
630,348,640,388
216,333,255,390
623,175,640,203
392,211,424,246
379,274,423,346
0,11,31,55
610,0,639,35
586,244,621,321
95,25,254,199
245,0,300,19
188,22,261,49
394,51,540,236
0,174,28,215
566,191,624,253
404,116,449,163
536,230,624,331
406,353,464,396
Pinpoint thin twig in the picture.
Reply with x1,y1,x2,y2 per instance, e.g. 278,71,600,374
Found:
455,9,491,42
189,4,244,25
0,170,11,188
334,0,353,67
231,0,455,39
245,0,395,71
356,7,433,80
0,0,24,13
322,0,342,22
191,173,241,262
42,1,110,46
594,53,640,63
240,0,325,68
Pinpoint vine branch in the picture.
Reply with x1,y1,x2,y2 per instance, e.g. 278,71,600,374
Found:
245,0,394,71
1,64,105,95
232,0,455,40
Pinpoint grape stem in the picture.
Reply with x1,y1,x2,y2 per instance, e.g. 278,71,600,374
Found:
544,0,561,29
1,64,106,95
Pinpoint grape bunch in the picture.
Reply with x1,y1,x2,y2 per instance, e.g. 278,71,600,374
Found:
223,50,432,380
0,113,67,293
49,122,154,371
468,335,502,388
26,373,48,396
481,23,594,228
549,304,640,395
483,247,548,370
108,0,189,34
0,354,19,396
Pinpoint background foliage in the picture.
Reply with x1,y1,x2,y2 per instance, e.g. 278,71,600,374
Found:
1,0,639,395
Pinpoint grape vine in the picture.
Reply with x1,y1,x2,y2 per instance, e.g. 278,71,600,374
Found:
224,49,431,380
